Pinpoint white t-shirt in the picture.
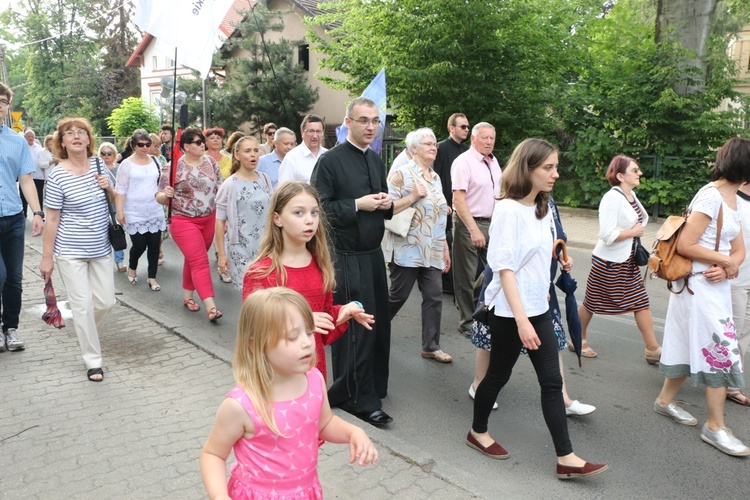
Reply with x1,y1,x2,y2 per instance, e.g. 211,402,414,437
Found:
485,199,553,318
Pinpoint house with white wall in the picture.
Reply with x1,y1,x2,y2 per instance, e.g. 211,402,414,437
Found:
126,0,351,128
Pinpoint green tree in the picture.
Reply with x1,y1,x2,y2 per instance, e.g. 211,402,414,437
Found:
106,97,159,137
205,3,318,134
307,0,601,149
1,0,139,134
554,0,746,214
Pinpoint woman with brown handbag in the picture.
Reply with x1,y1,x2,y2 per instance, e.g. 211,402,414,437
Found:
654,137,750,456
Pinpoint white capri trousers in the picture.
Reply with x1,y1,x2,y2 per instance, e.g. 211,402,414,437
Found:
56,254,116,369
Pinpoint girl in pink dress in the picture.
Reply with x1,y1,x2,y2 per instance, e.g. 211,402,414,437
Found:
200,287,378,499
243,181,375,381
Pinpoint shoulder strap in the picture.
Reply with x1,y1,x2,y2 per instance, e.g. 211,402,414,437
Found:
94,158,116,222
714,187,723,252
260,171,272,191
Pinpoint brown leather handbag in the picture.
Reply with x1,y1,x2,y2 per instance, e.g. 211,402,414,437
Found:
648,198,723,294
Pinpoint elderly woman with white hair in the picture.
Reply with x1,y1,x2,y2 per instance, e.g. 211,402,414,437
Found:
385,127,452,362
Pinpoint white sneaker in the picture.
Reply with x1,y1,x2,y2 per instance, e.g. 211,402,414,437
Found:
469,385,498,410
566,400,596,417
4,328,25,351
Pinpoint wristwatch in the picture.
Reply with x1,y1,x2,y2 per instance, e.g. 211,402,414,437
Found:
33,210,45,219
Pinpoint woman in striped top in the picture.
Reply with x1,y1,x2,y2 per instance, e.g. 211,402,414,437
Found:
578,155,661,363
39,117,116,382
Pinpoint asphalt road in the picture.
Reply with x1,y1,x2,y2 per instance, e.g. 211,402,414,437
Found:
24,231,750,499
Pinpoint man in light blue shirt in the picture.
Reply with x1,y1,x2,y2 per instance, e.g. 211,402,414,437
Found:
257,127,296,189
0,82,44,353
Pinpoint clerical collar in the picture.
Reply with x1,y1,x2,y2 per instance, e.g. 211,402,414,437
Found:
346,138,369,153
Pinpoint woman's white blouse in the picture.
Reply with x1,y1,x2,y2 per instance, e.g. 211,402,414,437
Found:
486,199,553,318
592,187,649,263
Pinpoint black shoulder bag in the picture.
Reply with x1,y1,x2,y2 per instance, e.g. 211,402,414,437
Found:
95,157,127,251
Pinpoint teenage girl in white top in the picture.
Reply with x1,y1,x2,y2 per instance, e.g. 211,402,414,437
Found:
466,138,607,480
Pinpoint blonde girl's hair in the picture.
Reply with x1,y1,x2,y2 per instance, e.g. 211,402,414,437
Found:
500,138,557,219
247,181,336,293
230,136,259,176
234,287,316,436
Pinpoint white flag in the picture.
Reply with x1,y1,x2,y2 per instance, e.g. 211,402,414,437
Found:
134,0,237,79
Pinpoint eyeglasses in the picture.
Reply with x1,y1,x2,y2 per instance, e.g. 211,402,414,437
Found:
420,141,438,148
626,168,642,174
456,124,470,130
136,142,152,148
63,129,88,138
350,117,382,126
188,139,205,146
0,99,10,106
303,129,323,135
266,131,277,136
100,151,114,156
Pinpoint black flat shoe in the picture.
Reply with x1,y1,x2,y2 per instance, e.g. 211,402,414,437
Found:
353,409,393,426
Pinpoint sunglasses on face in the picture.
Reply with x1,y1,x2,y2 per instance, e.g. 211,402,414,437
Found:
136,142,152,148
456,124,470,130
100,151,114,156
189,139,205,146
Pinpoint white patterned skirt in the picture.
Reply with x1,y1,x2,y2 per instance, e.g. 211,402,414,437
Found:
659,273,744,388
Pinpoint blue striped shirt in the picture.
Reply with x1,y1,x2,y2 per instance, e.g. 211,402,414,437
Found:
0,124,36,216
45,157,111,259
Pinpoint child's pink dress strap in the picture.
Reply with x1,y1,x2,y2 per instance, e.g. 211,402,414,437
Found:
227,368,325,499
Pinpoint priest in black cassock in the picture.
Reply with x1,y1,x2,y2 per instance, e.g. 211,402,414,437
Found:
310,97,395,427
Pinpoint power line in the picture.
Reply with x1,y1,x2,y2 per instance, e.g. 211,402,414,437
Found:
2,0,130,50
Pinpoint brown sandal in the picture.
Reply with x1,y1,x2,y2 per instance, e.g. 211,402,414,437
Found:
208,307,223,322
183,298,200,312
727,390,750,406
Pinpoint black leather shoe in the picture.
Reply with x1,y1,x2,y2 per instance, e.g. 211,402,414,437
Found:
355,409,393,426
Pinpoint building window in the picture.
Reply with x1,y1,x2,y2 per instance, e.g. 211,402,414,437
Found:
152,56,158,69
298,44,309,71
167,57,175,68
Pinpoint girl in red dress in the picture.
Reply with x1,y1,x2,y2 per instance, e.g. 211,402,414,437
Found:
243,181,374,381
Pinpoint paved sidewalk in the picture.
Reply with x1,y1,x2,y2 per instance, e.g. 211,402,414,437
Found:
0,246,475,499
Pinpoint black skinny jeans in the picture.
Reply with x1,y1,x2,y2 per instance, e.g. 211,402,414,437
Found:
471,311,573,457
128,231,161,279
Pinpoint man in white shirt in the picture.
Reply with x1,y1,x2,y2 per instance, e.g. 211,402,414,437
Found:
257,127,296,189
277,114,327,184
20,129,45,217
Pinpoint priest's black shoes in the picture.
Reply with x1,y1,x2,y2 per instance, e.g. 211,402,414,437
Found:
350,409,393,426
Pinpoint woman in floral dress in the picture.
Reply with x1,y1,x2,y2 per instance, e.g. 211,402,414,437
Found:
215,136,272,288
654,137,750,457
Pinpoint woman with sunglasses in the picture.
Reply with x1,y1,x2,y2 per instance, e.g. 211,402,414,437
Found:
115,129,166,291
259,122,277,155
156,127,224,322
99,141,127,272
